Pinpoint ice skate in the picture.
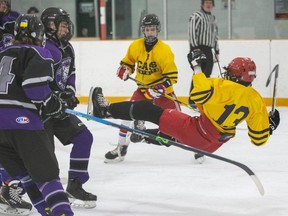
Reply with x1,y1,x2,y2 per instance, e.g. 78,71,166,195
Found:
87,87,109,118
104,145,128,163
0,180,32,216
130,120,146,143
66,179,97,208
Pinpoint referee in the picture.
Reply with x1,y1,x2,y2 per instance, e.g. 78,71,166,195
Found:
188,0,219,107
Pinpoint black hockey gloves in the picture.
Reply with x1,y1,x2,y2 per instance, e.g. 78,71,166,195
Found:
269,109,280,134
187,49,207,71
57,91,79,109
43,93,68,119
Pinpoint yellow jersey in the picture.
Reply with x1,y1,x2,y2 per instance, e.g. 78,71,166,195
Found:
121,38,178,94
190,73,270,146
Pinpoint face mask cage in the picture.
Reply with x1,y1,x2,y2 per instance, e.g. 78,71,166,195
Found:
221,67,230,80
141,25,160,43
221,67,253,86
54,15,73,41
143,33,158,43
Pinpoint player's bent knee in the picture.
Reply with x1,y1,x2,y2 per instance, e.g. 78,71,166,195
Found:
132,100,163,125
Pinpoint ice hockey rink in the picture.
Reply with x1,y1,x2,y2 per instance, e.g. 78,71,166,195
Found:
27,105,287,216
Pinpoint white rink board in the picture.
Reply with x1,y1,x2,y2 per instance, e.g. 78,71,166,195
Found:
71,39,286,99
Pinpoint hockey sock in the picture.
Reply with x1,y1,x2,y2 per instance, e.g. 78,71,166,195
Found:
118,120,132,145
0,165,13,182
18,173,47,215
36,178,73,216
69,128,93,184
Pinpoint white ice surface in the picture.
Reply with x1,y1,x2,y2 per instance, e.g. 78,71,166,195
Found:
28,105,288,216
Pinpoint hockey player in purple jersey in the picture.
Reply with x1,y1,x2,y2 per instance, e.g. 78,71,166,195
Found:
0,0,19,50
40,7,97,208
0,1,34,215
0,14,74,216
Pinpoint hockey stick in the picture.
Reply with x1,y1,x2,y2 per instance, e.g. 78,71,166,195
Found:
65,108,264,196
213,50,222,77
42,116,51,124
265,64,279,114
128,77,198,112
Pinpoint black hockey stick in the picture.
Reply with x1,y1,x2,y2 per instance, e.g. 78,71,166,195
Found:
65,108,264,196
265,64,279,114
213,51,222,77
128,77,199,112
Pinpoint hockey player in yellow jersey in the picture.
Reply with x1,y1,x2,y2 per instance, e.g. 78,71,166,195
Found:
101,13,181,162
189,55,272,147
121,34,177,95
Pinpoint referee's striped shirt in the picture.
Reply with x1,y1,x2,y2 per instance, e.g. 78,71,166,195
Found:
188,9,219,54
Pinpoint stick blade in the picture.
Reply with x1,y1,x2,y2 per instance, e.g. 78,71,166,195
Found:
265,74,272,87
250,174,265,196
266,64,279,87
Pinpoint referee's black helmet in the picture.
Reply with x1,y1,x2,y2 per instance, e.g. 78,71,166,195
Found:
201,0,215,6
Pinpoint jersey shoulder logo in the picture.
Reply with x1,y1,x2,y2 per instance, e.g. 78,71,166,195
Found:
16,116,30,124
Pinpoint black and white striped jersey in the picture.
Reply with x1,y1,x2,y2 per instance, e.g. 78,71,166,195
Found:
188,9,219,54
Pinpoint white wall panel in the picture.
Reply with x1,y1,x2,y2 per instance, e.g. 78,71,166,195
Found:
71,39,286,98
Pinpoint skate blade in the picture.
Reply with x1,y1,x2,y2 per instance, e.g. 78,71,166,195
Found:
68,197,96,209
194,155,206,164
104,156,125,164
87,87,94,115
0,203,31,216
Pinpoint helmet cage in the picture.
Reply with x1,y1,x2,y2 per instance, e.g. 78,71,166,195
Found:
55,14,74,41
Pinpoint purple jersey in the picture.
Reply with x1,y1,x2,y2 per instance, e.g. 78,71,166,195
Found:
44,39,76,93
0,44,54,130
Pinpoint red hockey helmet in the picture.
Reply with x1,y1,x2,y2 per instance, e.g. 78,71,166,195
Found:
225,57,256,85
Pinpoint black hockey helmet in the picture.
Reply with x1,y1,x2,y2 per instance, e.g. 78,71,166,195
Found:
41,7,73,42
140,14,161,43
201,0,215,6
141,14,161,32
14,14,45,46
